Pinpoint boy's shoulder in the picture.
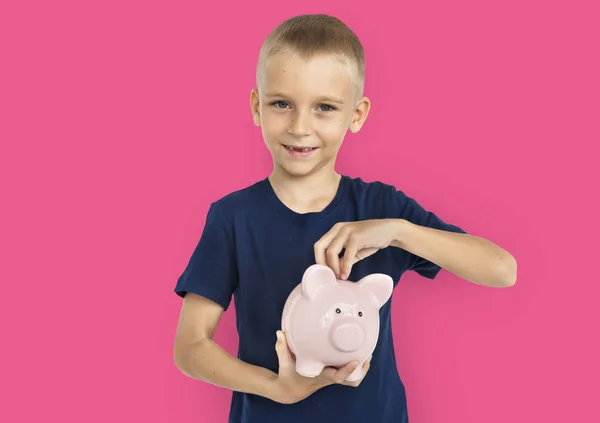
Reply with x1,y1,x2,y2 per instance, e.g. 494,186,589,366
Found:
344,175,400,196
211,179,262,206
344,175,416,217
206,178,269,221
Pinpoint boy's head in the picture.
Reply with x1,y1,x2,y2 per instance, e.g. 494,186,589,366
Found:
251,14,371,178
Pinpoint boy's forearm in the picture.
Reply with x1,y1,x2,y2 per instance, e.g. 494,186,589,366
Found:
176,337,280,401
391,219,517,287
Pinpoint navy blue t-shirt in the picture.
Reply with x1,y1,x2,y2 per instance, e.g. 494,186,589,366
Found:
175,175,466,423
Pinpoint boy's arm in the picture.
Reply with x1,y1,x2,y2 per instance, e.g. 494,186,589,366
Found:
173,293,278,399
391,219,517,287
173,293,365,404
315,219,516,288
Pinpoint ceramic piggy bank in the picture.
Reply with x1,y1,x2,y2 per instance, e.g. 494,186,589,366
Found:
281,264,394,382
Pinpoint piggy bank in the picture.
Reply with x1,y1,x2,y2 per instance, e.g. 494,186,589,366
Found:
281,264,393,382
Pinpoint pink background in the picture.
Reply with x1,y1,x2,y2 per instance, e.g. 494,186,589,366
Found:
1,0,598,422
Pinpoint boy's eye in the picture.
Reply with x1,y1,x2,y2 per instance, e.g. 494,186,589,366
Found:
318,104,335,112
273,101,289,109
270,102,335,112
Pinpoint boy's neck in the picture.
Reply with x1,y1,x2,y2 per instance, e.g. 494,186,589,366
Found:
268,168,342,214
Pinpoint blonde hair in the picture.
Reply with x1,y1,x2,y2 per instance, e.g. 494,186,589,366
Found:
256,14,366,97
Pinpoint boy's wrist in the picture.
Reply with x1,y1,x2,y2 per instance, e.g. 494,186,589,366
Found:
262,372,294,404
255,369,282,401
261,371,327,404
389,218,413,249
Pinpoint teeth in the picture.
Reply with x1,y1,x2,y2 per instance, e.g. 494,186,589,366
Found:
286,145,314,152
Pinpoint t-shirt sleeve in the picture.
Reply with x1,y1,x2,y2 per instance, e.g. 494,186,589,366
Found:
174,202,238,310
394,190,467,279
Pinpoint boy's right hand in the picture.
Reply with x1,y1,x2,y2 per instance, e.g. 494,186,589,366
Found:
270,330,371,404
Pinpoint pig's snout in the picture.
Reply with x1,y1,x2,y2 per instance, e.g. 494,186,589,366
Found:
330,321,366,352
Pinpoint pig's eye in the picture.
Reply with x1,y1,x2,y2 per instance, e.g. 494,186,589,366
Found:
335,308,341,314
358,311,363,317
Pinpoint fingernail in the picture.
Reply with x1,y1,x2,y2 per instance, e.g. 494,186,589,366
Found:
276,331,282,341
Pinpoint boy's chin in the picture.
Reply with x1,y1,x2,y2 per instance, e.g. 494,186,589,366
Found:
274,161,328,178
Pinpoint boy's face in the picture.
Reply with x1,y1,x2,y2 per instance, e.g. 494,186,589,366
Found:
251,52,370,178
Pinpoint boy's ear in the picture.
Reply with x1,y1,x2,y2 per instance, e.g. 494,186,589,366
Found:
250,88,261,126
349,96,371,133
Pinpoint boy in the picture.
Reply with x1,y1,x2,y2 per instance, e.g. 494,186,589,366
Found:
173,14,517,423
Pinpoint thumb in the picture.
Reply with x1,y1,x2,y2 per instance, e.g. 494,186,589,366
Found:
275,331,294,370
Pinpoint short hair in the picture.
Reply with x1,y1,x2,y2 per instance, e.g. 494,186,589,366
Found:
256,14,366,98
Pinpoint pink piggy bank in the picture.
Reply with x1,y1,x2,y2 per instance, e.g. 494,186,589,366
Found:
281,264,394,382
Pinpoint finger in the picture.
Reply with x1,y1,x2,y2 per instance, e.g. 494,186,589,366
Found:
340,234,360,280
326,227,352,277
342,247,380,280
275,331,294,370
356,247,379,261
322,360,360,384
342,358,372,387
363,355,372,373
314,223,346,266
344,378,362,388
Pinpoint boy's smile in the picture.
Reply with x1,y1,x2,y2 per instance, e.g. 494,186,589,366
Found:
251,51,370,178
282,144,318,158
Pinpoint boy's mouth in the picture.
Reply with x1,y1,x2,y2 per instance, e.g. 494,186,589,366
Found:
283,144,318,153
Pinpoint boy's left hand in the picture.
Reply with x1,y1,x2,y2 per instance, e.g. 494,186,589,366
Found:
314,219,403,280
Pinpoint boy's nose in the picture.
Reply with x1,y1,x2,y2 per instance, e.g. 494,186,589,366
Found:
288,111,313,136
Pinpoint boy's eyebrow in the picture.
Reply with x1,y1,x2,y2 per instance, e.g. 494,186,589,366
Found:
317,96,345,105
265,91,345,105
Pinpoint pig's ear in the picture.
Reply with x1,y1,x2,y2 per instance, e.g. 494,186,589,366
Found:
357,274,394,308
301,264,337,300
